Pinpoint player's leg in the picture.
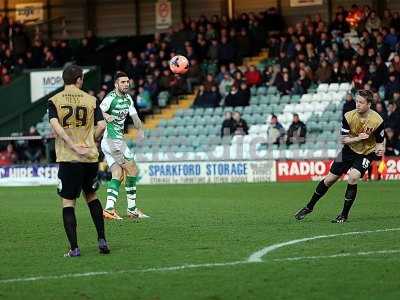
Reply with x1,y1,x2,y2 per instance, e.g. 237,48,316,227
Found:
101,138,123,219
294,172,340,220
121,160,149,219
295,151,351,220
58,162,82,257
103,164,123,220
82,163,110,254
62,198,80,257
332,156,369,223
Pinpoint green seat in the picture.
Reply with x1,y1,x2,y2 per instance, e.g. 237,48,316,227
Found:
214,107,223,115
250,96,259,105
258,95,269,105
267,86,278,95
280,95,290,104
257,86,268,96
291,95,301,103
183,109,194,117
193,108,204,116
158,119,168,128
203,108,214,116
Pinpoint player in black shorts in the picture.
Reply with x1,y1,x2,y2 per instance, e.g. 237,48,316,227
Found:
49,65,110,256
294,90,385,223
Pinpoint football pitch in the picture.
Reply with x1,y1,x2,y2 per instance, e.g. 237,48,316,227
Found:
0,181,399,300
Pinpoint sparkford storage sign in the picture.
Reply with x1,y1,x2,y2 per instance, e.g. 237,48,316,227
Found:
139,160,276,184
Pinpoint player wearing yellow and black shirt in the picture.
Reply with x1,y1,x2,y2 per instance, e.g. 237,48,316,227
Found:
48,65,110,257
295,90,385,223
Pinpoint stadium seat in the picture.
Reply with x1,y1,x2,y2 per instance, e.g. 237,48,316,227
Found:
250,96,259,105
328,83,339,92
257,86,268,96
339,82,351,91
203,108,214,116
267,86,278,95
317,83,329,93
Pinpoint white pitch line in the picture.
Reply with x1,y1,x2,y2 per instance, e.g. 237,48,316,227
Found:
1,227,399,284
0,261,247,284
247,227,400,262
272,249,400,262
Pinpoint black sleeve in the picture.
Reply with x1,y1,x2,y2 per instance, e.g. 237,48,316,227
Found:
374,122,385,143
341,116,350,135
94,100,104,125
48,100,58,120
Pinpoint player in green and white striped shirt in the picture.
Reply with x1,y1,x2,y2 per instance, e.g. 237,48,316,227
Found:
100,71,148,220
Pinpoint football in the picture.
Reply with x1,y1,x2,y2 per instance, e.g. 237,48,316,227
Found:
169,55,189,74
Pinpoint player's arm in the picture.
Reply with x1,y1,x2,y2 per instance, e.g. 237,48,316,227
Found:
340,116,369,144
99,96,114,123
374,122,385,156
94,100,106,142
48,100,89,156
129,102,144,140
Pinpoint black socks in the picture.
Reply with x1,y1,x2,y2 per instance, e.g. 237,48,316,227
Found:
341,184,358,218
63,207,78,249
88,199,106,240
307,180,329,210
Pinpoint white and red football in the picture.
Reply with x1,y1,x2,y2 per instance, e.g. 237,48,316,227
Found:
169,55,189,75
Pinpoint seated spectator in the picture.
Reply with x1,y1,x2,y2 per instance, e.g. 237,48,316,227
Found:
352,65,365,89
277,72,293,95
245,65,262,87
203,74,217,92
144,75,159,105
387,102,400,134
293,69,311,95
185,59,203,93
238,82,250,106
221,111,235,137
0,143,18,166
232,111,248,135
330,13,350,33
219,72,234,98
365,10,381,33
286,113,306,145
375,102,388,122
364,63,381,91
215,65,228,84
385,128,400,156
342,92,356,116
385,72,400,100
267,114,285,145
24,126,43,163
193,85,220,108
225,84,248,107
384,27,399,51
315,60,332,83
136,86,152,115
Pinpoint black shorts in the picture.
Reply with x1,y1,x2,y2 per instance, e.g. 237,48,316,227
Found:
330,146,378,177
57,162,99,200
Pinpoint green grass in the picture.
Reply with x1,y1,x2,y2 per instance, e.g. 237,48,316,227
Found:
1,181,400,300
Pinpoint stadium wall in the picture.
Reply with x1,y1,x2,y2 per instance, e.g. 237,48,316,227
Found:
1,158,399,186
387,0,400,11
185,0,226,19
234,0,277,15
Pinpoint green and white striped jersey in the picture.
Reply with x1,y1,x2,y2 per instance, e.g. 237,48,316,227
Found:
100,90,137,139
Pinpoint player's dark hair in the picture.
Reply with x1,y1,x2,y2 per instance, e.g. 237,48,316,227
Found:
62,65,83,85
357,89,373,103
114,71,129,82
